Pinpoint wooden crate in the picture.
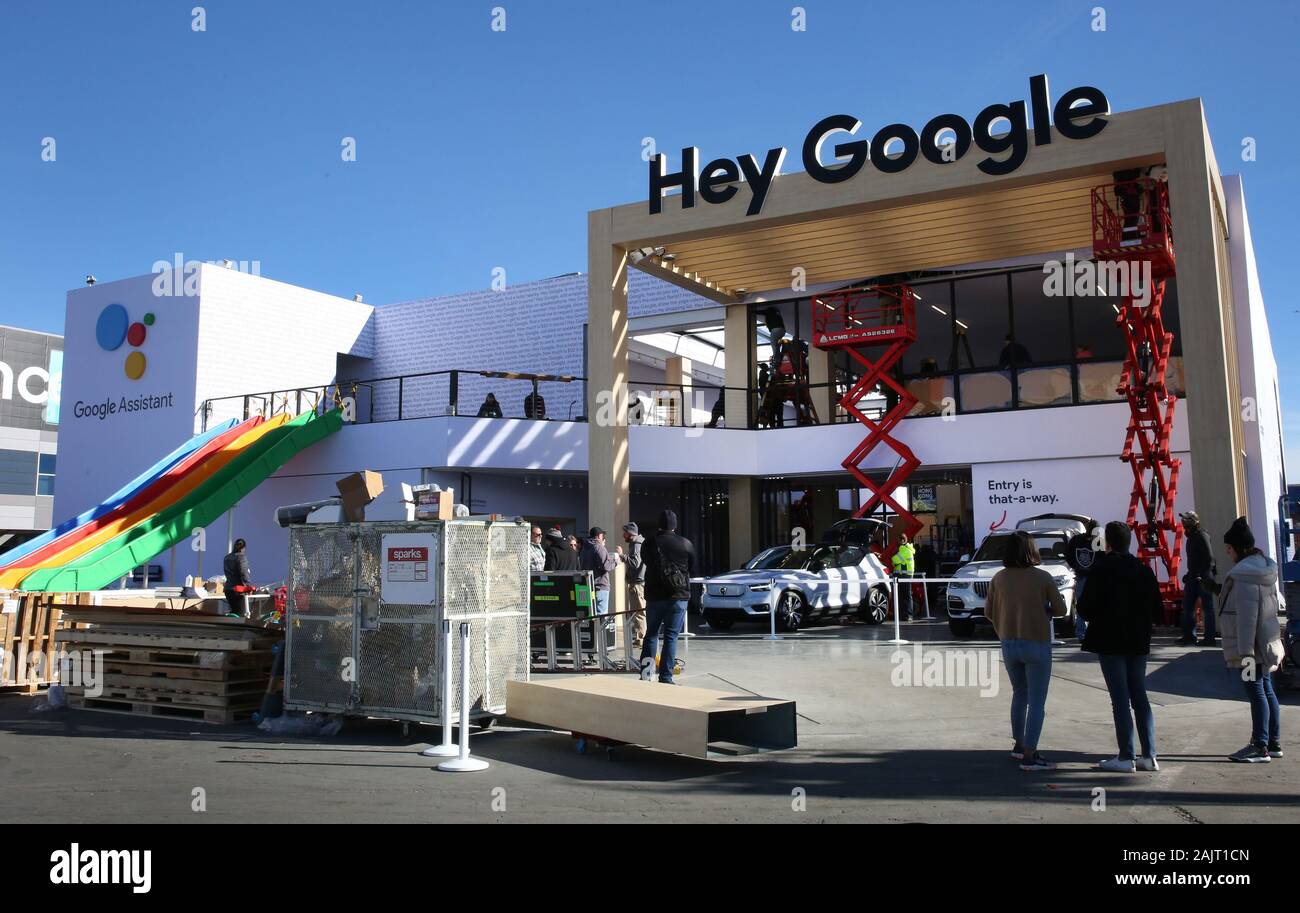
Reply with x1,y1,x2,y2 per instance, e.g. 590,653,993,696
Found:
0,592,90,693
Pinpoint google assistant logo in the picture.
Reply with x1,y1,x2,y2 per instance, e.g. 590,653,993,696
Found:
95,303,155,380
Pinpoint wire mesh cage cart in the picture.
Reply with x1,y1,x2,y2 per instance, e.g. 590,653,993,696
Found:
283,519,531,724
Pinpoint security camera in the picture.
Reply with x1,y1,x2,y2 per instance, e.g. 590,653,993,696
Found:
85,275,96,286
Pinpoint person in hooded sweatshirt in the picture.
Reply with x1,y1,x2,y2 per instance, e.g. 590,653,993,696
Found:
1203,517,1286,763
543,528,579,571
1078,521,1164,772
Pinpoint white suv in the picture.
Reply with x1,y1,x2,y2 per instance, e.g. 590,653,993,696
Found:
945,514,1091,638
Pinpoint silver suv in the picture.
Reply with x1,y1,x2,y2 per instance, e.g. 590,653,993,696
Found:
945,514,1091,638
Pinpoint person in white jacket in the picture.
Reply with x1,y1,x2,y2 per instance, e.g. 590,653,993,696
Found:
1206,517,1286,763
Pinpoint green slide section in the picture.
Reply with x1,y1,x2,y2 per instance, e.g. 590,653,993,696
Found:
23,409,343,592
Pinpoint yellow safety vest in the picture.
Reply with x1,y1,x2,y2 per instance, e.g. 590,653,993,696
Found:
891,543,915,574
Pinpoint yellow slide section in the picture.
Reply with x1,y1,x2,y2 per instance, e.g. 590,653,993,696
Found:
0,414,291,590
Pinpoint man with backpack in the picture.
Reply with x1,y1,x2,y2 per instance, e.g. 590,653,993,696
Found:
640,510,696,684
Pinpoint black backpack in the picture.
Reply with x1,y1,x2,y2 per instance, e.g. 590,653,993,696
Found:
652,536,690,593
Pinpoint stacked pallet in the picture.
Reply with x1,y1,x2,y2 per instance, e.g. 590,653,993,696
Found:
55,608,279,725
0,592,90,693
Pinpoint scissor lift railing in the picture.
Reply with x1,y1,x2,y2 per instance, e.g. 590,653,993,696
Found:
1092,178,1183,614
813,285,923,560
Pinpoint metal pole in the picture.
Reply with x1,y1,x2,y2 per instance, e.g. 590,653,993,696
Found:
421,618,458,757
766,597,779,641
438,622,489,772
545,625,557,673
169,545,177,586
571,621,582,670
887,578,907,645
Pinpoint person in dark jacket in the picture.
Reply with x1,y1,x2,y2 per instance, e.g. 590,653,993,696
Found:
640,510,696,684
1064,519,1100,640
579,527,620,620
1079,521,1164,773
1179,510,1218,645
222,538,253,617
476,393,502,418
542,528,580,571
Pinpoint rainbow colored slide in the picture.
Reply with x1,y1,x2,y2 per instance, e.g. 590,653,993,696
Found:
0,409,343,593
0,417,239,569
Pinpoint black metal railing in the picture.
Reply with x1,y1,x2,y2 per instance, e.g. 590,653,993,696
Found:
200,357,1185,434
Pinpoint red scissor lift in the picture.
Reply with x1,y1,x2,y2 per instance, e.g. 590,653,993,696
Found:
812,285,923,561
1091,178,1182,617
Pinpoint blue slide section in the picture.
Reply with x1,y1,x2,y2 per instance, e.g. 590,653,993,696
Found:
0,419,238,568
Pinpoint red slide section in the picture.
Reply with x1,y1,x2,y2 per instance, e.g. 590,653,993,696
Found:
0,416,261,581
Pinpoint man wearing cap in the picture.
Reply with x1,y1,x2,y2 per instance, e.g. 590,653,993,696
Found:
579,526,621,622
1179,510,1218,646
622,522,647,652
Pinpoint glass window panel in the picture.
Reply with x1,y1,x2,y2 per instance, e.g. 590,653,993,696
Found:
37,475,54,496
954,275,1011,370
906,376,953,416
959,371,1013,411
1078,361,1125,403
905,281,954,375
1162,278,1182,358
1011,270,1071,364
1071,291,1125,362
1017,366,1074,407
38,453,55,474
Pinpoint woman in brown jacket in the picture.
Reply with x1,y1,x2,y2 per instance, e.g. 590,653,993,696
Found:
985,531,1070,771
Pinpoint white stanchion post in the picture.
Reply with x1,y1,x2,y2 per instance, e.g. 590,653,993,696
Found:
439,621,489,772
886,577,908,645
421,618,458,758
766,598,779,641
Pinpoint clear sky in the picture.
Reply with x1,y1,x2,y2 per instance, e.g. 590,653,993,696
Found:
1,0,1296,460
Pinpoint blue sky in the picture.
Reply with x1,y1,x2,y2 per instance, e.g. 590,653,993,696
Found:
1,0,1296,459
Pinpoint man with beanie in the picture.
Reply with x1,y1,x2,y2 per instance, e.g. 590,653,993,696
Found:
1179,511,1218,645
622,522,647,653
543,527,579,571
579,526,620,623
640,509,696,684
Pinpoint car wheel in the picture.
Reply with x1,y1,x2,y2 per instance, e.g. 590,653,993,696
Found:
948,619,977,638
775,591,804,633
858,586,889,625
704,612,734,632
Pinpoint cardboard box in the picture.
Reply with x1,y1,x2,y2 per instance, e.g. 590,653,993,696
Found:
411,483,454,521
336,471,385,522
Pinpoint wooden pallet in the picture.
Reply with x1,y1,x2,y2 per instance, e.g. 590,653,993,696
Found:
66,683,264,708
67,693,258,725
52,640,274,670
96,672,266,697
1,592,90,693
99,660,265,684
56,628,274,652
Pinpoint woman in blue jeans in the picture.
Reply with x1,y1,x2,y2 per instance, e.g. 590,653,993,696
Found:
1205,517,1286,762
1078,521,1164,772
985,531,1069,771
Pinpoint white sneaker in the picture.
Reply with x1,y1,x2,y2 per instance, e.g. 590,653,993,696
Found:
1136,756,1160,772
1099,757,1136,773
